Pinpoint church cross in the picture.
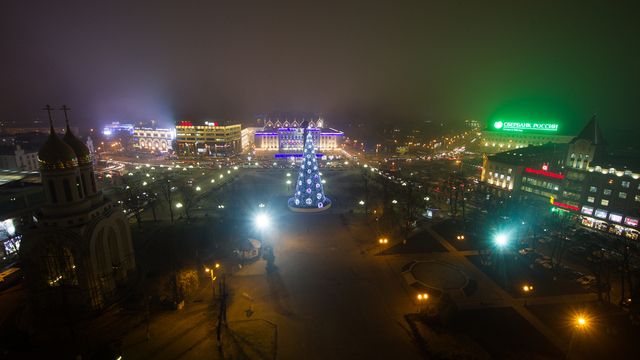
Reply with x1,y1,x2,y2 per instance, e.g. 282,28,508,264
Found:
43,104,54,125
60,105,71,125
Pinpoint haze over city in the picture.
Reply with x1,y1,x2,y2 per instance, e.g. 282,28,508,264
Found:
1,0,638,133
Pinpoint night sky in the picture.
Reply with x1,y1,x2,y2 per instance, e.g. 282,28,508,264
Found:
1,1,638,131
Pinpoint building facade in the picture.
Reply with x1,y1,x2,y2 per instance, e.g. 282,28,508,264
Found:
254,117,343,153
175,121,242,157
0,145,39,171
133,127,175,151
481,115,640,240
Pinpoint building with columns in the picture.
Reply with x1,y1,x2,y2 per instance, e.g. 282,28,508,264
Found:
21,120,136,311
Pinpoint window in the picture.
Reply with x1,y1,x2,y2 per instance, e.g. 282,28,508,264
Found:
636,195,640,202
595,209,608,219
62,179,73,202
601,199,609,206
619,192,627,199
49,180,57,204
622,181,630,188
603,189,612,195
590,186,597,193
581,206,594,216
587,196,595,203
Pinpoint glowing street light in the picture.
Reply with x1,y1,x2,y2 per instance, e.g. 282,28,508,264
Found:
495,234,507,247
211,179,215,183
196,186,201,191
259,203,265,208
523,285,532,306
359,200,365,205
418,293,428,311
220,175,223,178
286,180,291,184
217,205,225,209
392,200,398,204
255,214,269,228
176,203,182,208
205,263,220,299
287,173,291,177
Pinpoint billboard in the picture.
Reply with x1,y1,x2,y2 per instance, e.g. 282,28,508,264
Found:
493,121,558,132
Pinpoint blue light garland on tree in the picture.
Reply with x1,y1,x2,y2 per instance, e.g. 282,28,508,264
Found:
288,130,331,211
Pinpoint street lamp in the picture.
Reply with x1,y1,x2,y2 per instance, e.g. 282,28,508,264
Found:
567,317,588,359
418,293,428,312
205,264,219,300
523,285,532,306
495,234,507,247
379,238,387,253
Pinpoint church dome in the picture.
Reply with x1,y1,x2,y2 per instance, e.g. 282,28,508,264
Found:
38,124,79,170
63,123,92,165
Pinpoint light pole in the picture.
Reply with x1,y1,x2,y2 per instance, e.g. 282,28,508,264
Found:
567,317,587,359
418,293,428,312
176,203,183,218
523,285,532,306
205,263,219,300
379,238,387,253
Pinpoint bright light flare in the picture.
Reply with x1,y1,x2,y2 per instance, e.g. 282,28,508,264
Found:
496,234,507,246
255,214,269,228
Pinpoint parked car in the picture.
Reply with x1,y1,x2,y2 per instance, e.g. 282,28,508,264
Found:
559,266,574,275
535,256,552,264
576,275,596,286
542,262,554,269
538,237,551,244
519,248,533,255
569,246,586,254
565,271,583,280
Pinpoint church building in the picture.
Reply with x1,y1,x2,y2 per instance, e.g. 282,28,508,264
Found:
21,108,136,311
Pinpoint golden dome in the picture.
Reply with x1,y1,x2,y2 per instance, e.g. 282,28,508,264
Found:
63,122,92,165
38,124,79,170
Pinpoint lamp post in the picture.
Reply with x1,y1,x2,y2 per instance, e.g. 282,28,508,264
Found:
205,264,219,300
523,285,532,306
567,317,587,359
176,203,183,218
418,293,428,312
379,238,387,253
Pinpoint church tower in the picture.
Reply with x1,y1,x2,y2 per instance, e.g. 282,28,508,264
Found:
21,105,136,312
566,115,608,170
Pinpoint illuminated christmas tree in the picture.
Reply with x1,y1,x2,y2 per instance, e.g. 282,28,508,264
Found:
288,130,331,211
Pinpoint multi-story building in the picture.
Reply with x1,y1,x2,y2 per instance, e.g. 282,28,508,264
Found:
0,145,39,171
175,121,242,157
254,115,343,156
481,116,640,239
133,127,175,151
480,120,575,154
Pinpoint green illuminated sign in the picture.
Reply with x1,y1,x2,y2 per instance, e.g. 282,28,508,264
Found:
493,121,558,132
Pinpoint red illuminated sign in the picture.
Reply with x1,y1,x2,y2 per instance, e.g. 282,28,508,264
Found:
180,121,193,126
542,165,548,171
553,202,579,211
525,168,564,179
624,217,639,227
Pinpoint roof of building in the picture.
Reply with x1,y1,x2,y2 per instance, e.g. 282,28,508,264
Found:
62,121,92,165
37,124,78,170
590,154,640,173
487,143,569,167
571,115,607,145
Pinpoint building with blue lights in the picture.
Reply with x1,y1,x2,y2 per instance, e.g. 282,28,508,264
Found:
254,116,343,155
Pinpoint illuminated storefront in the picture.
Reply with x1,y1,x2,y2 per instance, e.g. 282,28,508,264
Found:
175,121,242,157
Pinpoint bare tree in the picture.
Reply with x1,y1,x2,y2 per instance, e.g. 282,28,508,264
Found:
355,169,376,214
177,181,198,221
158,178,175,222
113,177,144,228
145,182,163,224
397,177,428,240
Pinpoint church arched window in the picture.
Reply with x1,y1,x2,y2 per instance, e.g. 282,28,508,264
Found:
63,179,73,202
41,243,78,286
90,171,97,193
49,180,58,204
76,176,83,199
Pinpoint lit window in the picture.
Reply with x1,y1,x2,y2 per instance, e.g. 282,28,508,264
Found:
622,181,630,188
619,192,627,199
587,196,595,203
589,186,597,193
601,199,609,206
635,195,640,202
603,189,612,195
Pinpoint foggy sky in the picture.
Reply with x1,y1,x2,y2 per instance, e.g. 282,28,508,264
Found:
1,0,638,131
